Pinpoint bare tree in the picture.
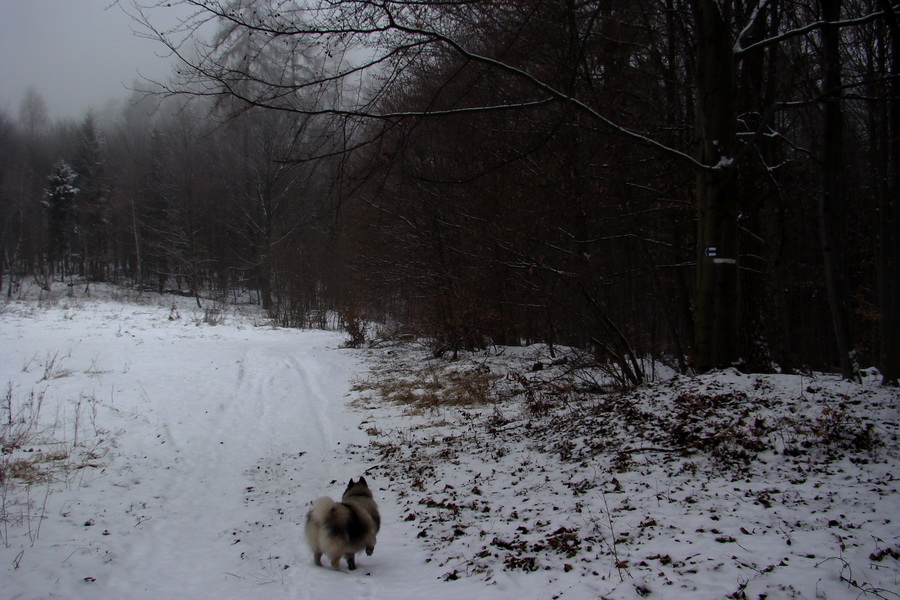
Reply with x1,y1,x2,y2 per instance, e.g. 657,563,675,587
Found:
817,0,858,380
18,87,49,141
874,0,900,385
124,0,900,375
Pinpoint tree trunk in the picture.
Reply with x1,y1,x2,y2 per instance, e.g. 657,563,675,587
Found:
693,0,741,371
131,194,143,293
877,0,900,386
818,0,857,380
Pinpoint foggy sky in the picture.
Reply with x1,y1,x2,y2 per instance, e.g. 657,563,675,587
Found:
0,0,186,121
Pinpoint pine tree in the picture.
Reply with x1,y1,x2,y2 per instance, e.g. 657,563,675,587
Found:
43,161,79,277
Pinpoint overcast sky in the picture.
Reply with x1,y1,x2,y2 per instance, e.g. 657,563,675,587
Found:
0,0,190,121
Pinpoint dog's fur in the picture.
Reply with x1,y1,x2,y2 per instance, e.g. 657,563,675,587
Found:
305,477,380,571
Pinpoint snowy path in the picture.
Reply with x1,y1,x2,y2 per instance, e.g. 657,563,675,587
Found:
107,339,360,598
0,298,484,600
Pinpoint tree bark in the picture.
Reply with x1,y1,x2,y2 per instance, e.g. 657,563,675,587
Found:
818,0,857,380
877,0,900,386
693,0,741,371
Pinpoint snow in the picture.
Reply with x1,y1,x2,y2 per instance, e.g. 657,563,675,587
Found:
2,284,899,599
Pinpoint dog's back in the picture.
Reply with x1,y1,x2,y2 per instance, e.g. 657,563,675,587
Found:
342,478,381,535
305,477,379,570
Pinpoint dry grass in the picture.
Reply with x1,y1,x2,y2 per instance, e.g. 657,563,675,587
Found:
354,363,500,412
3,458,51,485
2,379,113,548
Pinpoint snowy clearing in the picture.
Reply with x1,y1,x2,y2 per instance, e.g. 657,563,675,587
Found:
2,286,899,599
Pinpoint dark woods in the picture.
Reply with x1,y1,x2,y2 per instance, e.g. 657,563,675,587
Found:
1,0,898,384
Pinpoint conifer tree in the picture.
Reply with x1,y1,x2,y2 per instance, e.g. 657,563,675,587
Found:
43,161,79,277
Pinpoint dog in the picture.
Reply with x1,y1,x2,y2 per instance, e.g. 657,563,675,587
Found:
305,476,380,571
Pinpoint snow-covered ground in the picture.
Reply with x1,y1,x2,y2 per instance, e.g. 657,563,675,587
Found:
1,284,898,599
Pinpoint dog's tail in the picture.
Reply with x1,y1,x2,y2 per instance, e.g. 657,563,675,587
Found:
307,496,337,524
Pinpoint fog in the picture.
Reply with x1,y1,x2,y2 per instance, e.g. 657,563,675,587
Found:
0,0,187,120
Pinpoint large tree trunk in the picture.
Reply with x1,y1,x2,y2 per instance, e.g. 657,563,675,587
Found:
877,0,900,386
693,0,741,371
818,0,857,380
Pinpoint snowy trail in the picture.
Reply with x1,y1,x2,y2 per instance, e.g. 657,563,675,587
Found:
1,299,480,600
108,340,351,598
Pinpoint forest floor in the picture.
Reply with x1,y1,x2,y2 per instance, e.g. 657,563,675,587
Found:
1,283,898,599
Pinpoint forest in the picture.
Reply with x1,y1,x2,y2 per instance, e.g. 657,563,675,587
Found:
1,0,898,385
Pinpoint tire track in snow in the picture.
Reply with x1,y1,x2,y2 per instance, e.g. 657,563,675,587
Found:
116,332,366,597
288,350,335,455
108,339,334,598
109,343,261,598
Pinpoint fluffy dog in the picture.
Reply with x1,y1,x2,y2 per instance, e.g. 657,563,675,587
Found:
305,476,380,571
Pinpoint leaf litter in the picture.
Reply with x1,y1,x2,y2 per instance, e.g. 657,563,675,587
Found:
353,341,900,599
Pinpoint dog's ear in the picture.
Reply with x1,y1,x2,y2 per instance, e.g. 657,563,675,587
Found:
347,478,355,488
358,476,368,487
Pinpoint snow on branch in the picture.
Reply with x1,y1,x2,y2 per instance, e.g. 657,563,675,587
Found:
734,8,890,57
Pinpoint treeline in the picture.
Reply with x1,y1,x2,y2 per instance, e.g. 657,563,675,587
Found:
2,0,899,384
1,91,343,327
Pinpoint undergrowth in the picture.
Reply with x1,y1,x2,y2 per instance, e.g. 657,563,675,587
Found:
1,374,112,549
353,361,501,411
353,344,896,588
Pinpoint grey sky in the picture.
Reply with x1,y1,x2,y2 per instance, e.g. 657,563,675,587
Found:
0,0,188,120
